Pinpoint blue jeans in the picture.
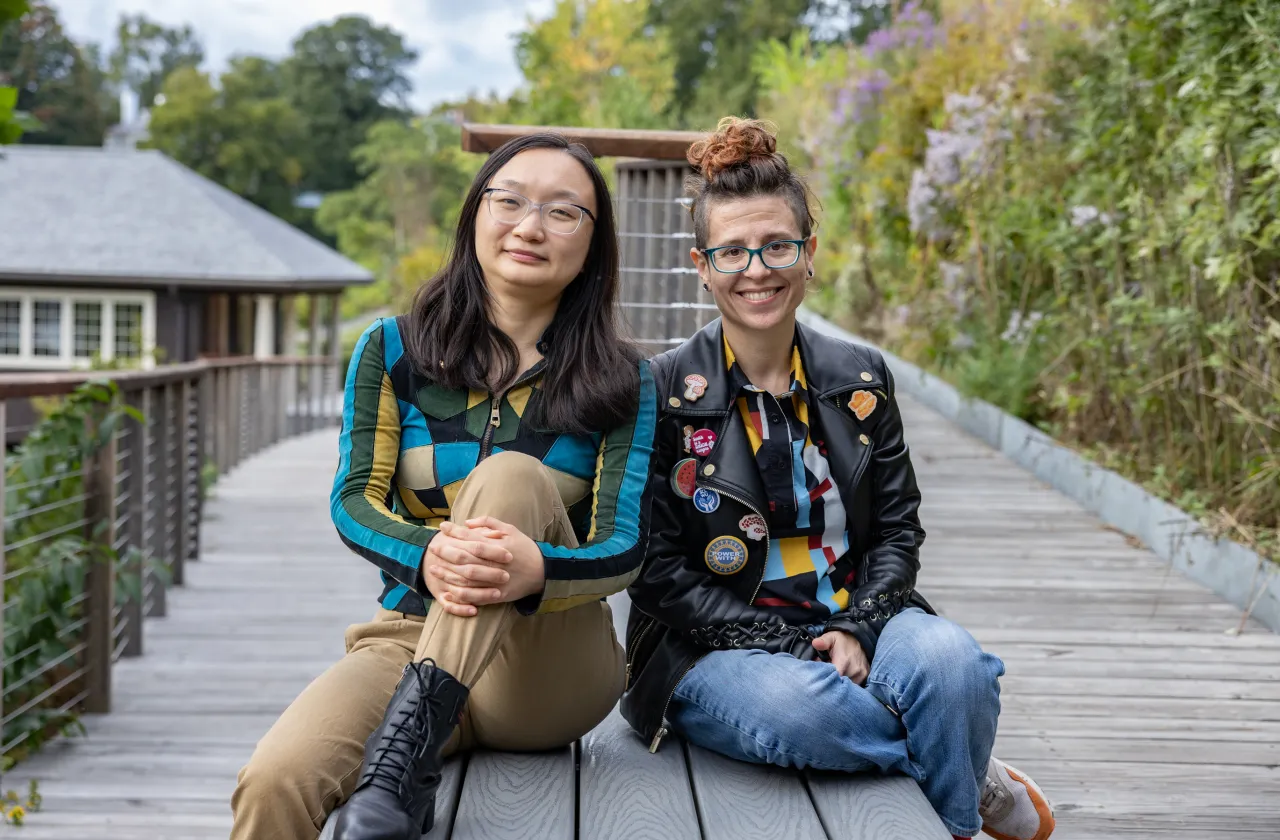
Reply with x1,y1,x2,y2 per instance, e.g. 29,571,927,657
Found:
667,608,1004,837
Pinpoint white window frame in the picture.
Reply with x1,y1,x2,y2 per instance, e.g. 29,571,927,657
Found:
0,287,156,371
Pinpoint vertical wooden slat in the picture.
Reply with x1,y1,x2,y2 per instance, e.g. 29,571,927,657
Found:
216,368,229,473
83,399,118,714
121,386,146,657
328,293,342,428
0,401,6,729
165,383,183,587
186,375,203,565
231,366,243,467
147,386,168,618
308,295,322,433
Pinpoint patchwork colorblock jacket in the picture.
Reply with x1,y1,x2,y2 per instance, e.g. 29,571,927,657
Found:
620,319,934,748
330,316,660,616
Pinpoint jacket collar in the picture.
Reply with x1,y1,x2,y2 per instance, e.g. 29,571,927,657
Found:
662,318,884,416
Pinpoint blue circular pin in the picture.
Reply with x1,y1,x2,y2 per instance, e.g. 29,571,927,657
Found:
692,487,720,514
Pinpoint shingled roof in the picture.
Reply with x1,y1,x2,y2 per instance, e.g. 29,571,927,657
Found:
0,145,373,290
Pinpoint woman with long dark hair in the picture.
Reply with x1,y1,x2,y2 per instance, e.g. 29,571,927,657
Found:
230,133,659,840
621,118,1055,840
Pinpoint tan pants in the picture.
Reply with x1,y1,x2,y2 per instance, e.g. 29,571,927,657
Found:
229,453,627,840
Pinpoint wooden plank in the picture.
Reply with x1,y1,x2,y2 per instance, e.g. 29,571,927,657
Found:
686,743,826,840
461,123,703,161
449,748,575,840
805,771,952,840
579,709,700,840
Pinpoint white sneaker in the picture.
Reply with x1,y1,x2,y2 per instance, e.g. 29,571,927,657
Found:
978,757,1055,840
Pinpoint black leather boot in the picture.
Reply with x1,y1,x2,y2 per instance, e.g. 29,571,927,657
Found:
332,659,468,840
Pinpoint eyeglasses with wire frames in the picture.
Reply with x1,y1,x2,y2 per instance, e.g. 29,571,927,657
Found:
482,188,596,235
700,240,807,274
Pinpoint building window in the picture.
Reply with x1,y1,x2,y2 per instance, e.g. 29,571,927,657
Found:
114,302,143,360
33,299,62,357
0,299,20,356
0,289,155,369
74,301,103,359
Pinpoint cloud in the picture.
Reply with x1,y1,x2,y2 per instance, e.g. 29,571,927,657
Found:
57,0,555,110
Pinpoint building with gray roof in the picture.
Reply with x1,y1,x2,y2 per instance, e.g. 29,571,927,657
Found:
0,144,371,371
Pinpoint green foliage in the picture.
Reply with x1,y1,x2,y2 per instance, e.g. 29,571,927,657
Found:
0,1,28,144
510,0,676,129
282,15,418,195
2,779,41,826
316,117,478,318
757,0,1280,560
0,2,115,147
146,59,307,220
1,381,157,771
107,13,203,110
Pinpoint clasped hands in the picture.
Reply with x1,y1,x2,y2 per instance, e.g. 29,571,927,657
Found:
421,516,545,617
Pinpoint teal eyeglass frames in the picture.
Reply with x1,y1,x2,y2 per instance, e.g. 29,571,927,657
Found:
700,239,806,273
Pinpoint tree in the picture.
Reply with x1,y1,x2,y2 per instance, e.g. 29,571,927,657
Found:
647,0,905,128
317,118,479,314
317,118,476,272
282,15,418,195
0,1,111,145
146,59,306,220
0,0,28,144
108,13,203,109
512,0,675,129
647,0,809,128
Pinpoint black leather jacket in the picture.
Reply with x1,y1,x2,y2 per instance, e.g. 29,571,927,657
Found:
619,319,933,749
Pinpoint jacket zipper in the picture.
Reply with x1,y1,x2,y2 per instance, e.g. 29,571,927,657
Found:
624,616,656,689
701,481,771,603
478,394,502,461
650,659,697,753
647,480,771,754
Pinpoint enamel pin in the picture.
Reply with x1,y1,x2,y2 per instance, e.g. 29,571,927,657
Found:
739,514,767,541
684,374,708,402
682,425,694,454
671,458,698,499
705,536,748,575
692,487,721,514
849,390,878,421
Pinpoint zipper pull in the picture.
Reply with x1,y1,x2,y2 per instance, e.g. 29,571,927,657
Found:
649,725,668,753
490,399,501,428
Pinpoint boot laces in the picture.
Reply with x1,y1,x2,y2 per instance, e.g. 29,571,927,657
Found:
365,662,447,798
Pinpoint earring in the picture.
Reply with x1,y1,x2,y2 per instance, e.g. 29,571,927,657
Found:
807,267,814,278
702,283,710,292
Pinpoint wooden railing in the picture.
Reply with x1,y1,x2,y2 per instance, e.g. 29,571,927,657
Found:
0,356,340,765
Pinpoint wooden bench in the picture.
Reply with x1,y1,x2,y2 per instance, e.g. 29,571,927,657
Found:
320,708,950,840
320,595,950,840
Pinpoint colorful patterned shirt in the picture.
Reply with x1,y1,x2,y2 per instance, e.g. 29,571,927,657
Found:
330,316,658,615
725,338,852,618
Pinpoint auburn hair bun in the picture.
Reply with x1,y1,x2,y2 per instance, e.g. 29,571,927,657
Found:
687,116,779,182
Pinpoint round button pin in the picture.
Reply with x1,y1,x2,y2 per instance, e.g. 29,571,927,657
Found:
692,487,721,514
691,428,717,457
704,536,748,575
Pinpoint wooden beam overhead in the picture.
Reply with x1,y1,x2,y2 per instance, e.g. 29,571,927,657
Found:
461,123,704,162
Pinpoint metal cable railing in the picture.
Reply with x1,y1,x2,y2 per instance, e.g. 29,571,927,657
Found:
0,355,341,766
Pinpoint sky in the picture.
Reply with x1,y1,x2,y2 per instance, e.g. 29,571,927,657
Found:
59,0,557,112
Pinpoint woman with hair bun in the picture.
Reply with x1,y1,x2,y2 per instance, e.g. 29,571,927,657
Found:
620,117,1055,840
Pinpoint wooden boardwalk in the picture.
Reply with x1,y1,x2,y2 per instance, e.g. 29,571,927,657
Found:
6,394,1278,839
